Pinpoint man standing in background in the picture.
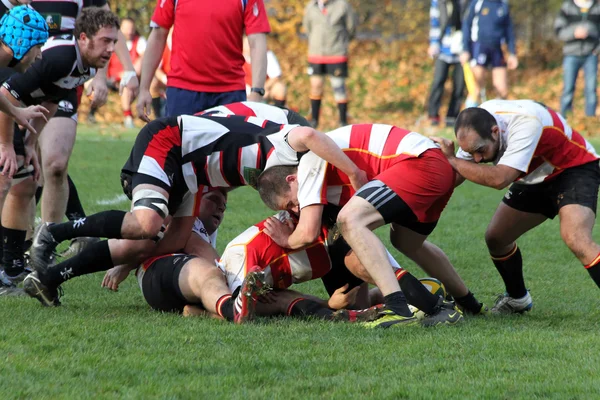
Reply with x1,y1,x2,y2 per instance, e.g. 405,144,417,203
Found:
555,0,600,118
136,0,271,119
426,0,467,127
303,0,357,128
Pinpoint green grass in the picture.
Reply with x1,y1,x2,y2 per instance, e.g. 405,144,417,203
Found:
1,126,600,399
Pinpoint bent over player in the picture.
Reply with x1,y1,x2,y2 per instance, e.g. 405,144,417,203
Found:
433,99,600,313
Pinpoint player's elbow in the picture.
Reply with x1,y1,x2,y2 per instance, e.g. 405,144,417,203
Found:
491,176,511,190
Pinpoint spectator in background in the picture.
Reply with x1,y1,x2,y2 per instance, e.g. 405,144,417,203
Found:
555,0,600,118
90,17,147,127
460,0,518,107
303,0,357,128
427,0,467,127
136,0,270,120
242,36,287,107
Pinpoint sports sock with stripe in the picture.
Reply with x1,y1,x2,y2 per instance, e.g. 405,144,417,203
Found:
2,227,26,276
491,244,527,298
215,294,234,321
310,98,321,126
396,270,440,315
585,252,600,288
48,210,126,243
454,291,484,314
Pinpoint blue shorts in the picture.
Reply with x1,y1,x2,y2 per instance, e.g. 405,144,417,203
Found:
471,42,506,69
165,87,246,117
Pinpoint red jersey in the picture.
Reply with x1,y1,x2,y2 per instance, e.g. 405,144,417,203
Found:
219,211,331,291
107,35,145,82
150,0,271,93
296,124,438,209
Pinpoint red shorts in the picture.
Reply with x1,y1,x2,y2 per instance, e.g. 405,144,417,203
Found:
376,148,455,224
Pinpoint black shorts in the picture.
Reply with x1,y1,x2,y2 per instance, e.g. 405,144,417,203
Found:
139,254,197,313
284,108,311,127
502,161,600,219
13,126,25,156
53,87,80,120
308,62,348,78
321,237,364,296
121,117,189,215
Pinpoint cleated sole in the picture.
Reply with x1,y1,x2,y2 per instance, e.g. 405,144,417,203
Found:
23,274,60,307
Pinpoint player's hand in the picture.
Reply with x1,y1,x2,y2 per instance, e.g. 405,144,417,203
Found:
101,265,131,292
507,54,519,70
263,216,295,248
247,91,264,103
0,143,17,179
88,75,109,108
431,136,456,159
12,105,49,135
328,284,360,310
119,71,140,99
136,89,153,123
428,44,440,59
460,51,471,65
349,169,368,191
23,141,40,182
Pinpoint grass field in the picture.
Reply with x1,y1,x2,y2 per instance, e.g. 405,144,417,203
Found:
1,125,600,399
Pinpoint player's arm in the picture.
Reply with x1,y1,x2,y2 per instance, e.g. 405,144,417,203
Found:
264,204,324,249
446,159,521,190
101,263,138,291
137,26,169,122
287,127,367,190
247,33,267,101
184,228,220,261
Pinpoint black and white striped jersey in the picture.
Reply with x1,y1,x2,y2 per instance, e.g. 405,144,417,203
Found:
1,35,96,105
177,114,301,193
31,0,107,36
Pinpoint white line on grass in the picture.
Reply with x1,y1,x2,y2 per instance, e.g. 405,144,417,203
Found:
96,194,128,206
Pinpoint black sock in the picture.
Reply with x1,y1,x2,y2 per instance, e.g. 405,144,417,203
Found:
454,291,483,314
89,107,97,116
48,210,125,243
273,99,286,107
337,102,348,125
2,227,26,276
65,175,86,221
288,299,334,320
216,293,235,321
397,272,440,315
384,291,413,317
35,186,43,205
151,97,162,118
585,254,600,289
491,245,527,298
42,240,114,287
310,98,321,126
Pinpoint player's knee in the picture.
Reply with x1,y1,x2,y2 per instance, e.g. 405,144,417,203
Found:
484,227,507,253
136,217,164,240
336,207,359,235
9,177,36,198
331,77,347,102
43,157,68,180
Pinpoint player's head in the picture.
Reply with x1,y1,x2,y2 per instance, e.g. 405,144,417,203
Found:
454,107,500,163
74,7,120,69
0,5,48,70
198,189,228,235
257,165,300,213
119,17,136,41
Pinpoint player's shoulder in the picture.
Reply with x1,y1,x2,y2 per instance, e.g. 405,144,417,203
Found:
42,34,76,53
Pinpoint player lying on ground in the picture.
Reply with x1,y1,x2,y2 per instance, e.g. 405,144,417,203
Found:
25,111,367,306
432,99,600,314
256,123,490,328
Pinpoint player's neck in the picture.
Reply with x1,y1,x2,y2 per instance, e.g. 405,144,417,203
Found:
0,45,14,68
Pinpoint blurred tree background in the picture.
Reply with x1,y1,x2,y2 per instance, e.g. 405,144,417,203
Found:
93,0,594,134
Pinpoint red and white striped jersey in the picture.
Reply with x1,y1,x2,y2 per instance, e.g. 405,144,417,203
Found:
296,124,438,209
456,100,599,185
177,114,301,193
198,101,292,124
219,211,331,292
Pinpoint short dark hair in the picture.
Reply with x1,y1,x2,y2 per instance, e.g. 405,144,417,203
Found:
256,165,298,210
454,107,497,140
74,7,120,39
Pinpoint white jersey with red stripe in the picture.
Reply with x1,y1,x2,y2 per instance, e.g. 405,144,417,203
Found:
178,114,301,193
218,211,332,292
199,101,291,124
456,99,599,185
296,124,438,209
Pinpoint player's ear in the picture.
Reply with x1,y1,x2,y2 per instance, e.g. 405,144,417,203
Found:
285,175,296,184
491,125,500,141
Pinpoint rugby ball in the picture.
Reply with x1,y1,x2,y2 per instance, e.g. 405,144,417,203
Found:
409,277,447,319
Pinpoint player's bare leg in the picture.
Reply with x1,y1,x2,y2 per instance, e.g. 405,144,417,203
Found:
38,116,77,223
178,257,231,316
492,67,509,99
558,204,600,287
471,65,487,105
485,202,547,313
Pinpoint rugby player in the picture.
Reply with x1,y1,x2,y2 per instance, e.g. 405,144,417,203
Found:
255,124,486,328
25,113,367,306
432,99,600,313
